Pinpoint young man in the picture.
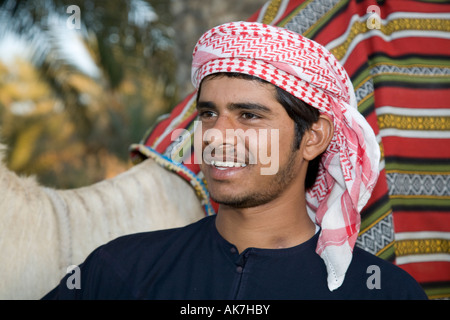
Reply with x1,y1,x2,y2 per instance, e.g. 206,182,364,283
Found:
43,22,426,299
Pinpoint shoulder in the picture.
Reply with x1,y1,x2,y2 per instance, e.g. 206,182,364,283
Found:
343,247,428,299
43,216,215,299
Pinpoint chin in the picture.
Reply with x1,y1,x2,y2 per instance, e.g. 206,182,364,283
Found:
210,190,249,209
211,191,277,209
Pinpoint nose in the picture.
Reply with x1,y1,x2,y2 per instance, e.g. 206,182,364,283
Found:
203,114,236,146
202,115,242,162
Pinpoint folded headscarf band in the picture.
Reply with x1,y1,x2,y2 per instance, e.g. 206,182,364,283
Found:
191,22,380,291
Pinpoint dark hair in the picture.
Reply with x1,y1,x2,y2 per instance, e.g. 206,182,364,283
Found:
197,72,321,189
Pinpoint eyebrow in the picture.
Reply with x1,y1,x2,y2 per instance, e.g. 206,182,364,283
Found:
197,101,273,114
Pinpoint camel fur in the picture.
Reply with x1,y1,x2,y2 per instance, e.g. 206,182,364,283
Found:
0,144,204,299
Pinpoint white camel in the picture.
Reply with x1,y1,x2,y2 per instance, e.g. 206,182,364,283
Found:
0,143,205,299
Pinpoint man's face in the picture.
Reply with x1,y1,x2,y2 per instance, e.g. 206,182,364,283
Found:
195,76,306,209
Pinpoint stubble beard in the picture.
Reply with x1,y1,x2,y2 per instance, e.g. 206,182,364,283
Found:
209,148,300,209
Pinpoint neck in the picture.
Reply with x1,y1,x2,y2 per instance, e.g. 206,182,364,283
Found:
215,182,316,253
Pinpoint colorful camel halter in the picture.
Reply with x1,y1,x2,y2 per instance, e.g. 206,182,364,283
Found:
191,21,380,291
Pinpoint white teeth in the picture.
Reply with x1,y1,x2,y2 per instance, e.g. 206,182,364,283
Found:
210,160,247,168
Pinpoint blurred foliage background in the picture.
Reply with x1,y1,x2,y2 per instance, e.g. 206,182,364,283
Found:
0,0,264,188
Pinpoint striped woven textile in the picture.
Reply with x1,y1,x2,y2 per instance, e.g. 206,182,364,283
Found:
130,0,450,299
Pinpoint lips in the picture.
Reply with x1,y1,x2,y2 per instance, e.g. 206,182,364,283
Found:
202,143,251,179
204,159,249,180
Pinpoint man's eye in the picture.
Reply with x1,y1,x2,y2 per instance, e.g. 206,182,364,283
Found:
199,110,216,118
241,112,260,120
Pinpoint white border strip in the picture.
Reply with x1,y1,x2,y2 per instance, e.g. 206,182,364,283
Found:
377,106,450,117
379,128,450,139
396,231,450,241
397,253,450,265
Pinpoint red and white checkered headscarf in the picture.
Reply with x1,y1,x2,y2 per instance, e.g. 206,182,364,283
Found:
192,22,380,291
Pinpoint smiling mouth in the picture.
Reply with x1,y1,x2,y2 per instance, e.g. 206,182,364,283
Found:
210,160,247,170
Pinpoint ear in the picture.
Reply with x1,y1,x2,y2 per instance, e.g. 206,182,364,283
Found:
302,115,334,161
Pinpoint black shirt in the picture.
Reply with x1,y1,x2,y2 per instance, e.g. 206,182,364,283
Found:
42,215,427,300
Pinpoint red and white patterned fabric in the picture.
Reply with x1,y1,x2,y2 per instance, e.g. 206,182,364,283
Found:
192,21,380,291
